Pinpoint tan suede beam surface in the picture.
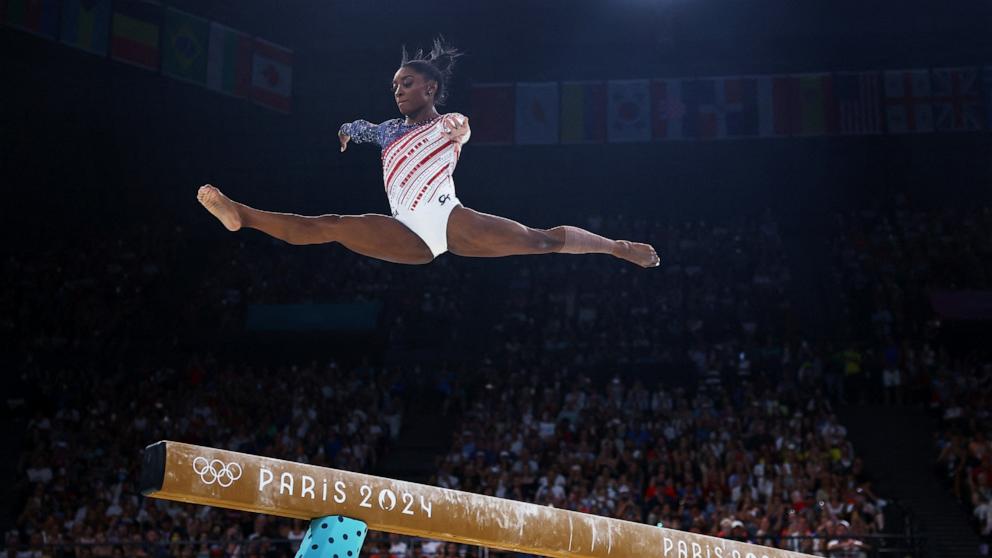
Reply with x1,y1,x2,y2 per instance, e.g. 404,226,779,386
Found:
141,441,817,558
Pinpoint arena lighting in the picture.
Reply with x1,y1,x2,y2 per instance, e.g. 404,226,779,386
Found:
142,440,819,558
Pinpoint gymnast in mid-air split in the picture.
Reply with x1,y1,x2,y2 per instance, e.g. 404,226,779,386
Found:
197,39,660,268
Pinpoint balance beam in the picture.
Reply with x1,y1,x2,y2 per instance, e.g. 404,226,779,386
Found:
141,441,816,558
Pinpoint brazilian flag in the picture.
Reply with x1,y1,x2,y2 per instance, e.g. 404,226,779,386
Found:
161,7,208,85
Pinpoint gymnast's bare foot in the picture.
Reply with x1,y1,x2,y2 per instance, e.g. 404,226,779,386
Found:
197,185,242,231
613,241,661,268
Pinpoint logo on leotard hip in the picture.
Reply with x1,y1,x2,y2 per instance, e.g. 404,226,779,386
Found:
438,194,451,206
192,456,243,487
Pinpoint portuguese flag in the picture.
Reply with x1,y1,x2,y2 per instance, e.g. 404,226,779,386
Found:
110,0,161,71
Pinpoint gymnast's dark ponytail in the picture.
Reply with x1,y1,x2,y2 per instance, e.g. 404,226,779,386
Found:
401,37,462,106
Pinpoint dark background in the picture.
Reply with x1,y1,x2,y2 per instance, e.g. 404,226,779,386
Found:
4,1,992,551
4,0,992,240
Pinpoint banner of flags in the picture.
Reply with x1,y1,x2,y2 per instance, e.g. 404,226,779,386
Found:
472,67,992,145
3,0,292,113
6,7,991,128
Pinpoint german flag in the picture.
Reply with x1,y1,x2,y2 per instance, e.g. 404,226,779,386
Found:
111,0,161,71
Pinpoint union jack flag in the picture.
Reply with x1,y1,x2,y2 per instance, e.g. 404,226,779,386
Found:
931,67,983,132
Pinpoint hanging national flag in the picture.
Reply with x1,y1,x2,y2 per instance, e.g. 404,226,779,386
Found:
722,77,761,138
251,38,293,113
651,79,688,140
470,83,514,145
161,7,209,85
560,81,606,144
514,82,559,145
757,75,800,137
834,72,882,135
683,77,761,140
61,0,111,56
111,0,161,71
931,67,983,132
796,73,838,135
206,22,252,98
4,0,59,39
883,70,934,133
683,78,723,139
607,79,650,143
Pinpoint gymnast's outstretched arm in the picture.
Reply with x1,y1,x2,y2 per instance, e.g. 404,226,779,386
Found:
338,119,387,152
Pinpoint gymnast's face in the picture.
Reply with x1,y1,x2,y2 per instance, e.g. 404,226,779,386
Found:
392,66,435,116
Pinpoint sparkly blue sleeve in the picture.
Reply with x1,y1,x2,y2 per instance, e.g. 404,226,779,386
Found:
339,119,386,146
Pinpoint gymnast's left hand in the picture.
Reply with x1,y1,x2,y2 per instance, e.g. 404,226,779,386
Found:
441,114,470,144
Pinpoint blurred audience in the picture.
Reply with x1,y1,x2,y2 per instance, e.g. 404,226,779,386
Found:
14,198,991,557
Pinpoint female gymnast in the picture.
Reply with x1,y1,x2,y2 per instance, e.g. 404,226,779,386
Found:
197,40,660,268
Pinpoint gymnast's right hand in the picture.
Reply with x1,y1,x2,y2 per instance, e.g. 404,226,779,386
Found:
338,131,351,152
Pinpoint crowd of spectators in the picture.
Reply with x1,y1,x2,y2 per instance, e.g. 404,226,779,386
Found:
2,218,427,556
8,355,407,558
933,363,992,553
827,202,992,335
825,198,992,553
3,203,941,558
422,212,894,556
433,370,884,557
466,212,795,374
825,199,992,406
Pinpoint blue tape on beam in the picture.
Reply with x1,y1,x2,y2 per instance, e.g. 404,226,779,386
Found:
297,516,368,558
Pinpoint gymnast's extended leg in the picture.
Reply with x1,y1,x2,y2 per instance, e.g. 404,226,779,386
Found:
446,206,660,268
197,185,434,265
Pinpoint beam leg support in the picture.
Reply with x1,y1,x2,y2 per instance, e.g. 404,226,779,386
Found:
296,516,368,558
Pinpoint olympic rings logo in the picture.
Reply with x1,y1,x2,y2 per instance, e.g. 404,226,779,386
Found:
192,456,243,487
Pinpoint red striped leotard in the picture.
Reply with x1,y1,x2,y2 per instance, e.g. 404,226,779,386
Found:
339,114,467,256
